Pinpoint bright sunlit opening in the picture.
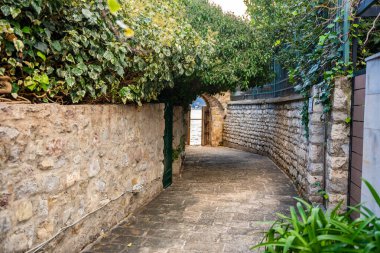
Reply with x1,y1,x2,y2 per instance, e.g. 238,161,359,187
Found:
208,0,247,17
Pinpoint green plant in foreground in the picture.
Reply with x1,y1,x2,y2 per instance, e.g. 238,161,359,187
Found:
252,180,380,252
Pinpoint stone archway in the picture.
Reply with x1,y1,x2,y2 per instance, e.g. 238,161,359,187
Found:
200,92,230,147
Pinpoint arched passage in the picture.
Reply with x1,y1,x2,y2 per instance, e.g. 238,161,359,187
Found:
187,93,229,147
189,97,206,146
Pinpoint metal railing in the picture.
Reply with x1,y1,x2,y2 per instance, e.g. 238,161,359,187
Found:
231,60,296,101
231,77,295,101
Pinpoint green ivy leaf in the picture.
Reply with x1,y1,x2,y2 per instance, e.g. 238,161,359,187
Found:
51,41,62,52
37,51,46,61
39,74,49,85
107,0,121,14
22,26,31,34
65,54,75,63
72,68,83,76
13,40,24,52
10,7,21,18
65,76,75,87
0,5,11,16
24,77,37,91
31,1,42,15
82,9,93,19
34,42,48,53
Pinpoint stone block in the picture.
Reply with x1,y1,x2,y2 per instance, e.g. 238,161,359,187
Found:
307,174,323,187
327,168,348,187
39,158,55,170
307,163,323,176
37,221,54,240
15,180,38,200
0,211,11,233
331,111,350,122
44,175,60,192
308,144,323,163
309,123,325,143
15,200,33,222
333,77,351,111
327,194,347,209
0,127,20,140
330,124,349,140
326,155,348,171
88,158,101,177
37,198,48,217
4,233,29,252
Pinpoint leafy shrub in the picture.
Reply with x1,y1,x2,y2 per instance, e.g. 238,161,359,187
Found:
252,180,380,252
245,1,380,136
0,0,213,104
182,0,272,90
157,0,272,106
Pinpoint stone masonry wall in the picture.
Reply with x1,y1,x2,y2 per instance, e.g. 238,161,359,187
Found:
0,103,167,253
224,78,351,207
325,77,351,208
202,93,230,147
173,106,187,175
224,95,309,197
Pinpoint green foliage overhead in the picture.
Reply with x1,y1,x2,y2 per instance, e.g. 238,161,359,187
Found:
0,0,213,104
182,0,272,91
158,0,273,106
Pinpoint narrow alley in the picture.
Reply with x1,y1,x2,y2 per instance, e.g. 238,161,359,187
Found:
84,147,298,253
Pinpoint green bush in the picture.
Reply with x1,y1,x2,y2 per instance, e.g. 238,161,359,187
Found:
252,180,380,252
0,0,213,104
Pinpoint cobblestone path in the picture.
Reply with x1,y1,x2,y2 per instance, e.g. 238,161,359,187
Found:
84,146,298,253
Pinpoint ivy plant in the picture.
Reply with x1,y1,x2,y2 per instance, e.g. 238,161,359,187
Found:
0,0,213,104
245,0,379,135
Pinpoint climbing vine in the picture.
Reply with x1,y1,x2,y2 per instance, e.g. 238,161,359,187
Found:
245,0,380,135
157,0,273,106
1,0,378,109
0,0,213,104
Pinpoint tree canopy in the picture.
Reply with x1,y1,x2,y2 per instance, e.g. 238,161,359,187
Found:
1,0,377,106
0,0,213,104
159,0,272,105
245,0,380,133
0,0,267,105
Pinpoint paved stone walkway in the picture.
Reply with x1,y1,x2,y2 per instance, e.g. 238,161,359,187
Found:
84,146,298,253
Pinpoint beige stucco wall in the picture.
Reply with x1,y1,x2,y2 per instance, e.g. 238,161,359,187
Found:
0,103,166,253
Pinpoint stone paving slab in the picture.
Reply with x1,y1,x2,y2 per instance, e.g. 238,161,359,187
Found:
83,146,298,253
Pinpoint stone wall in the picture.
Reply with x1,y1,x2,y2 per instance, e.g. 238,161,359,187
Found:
224,78,351,207
325,77,351,208
223,95,310,197
173,106,187,175
202,93,230,146
0,103,167,253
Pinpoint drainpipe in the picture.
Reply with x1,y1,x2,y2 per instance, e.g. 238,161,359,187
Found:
323,115,328,208
342,0,351,64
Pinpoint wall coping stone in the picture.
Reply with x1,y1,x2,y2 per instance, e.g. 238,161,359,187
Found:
366,52,380,62
229,94,304,106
